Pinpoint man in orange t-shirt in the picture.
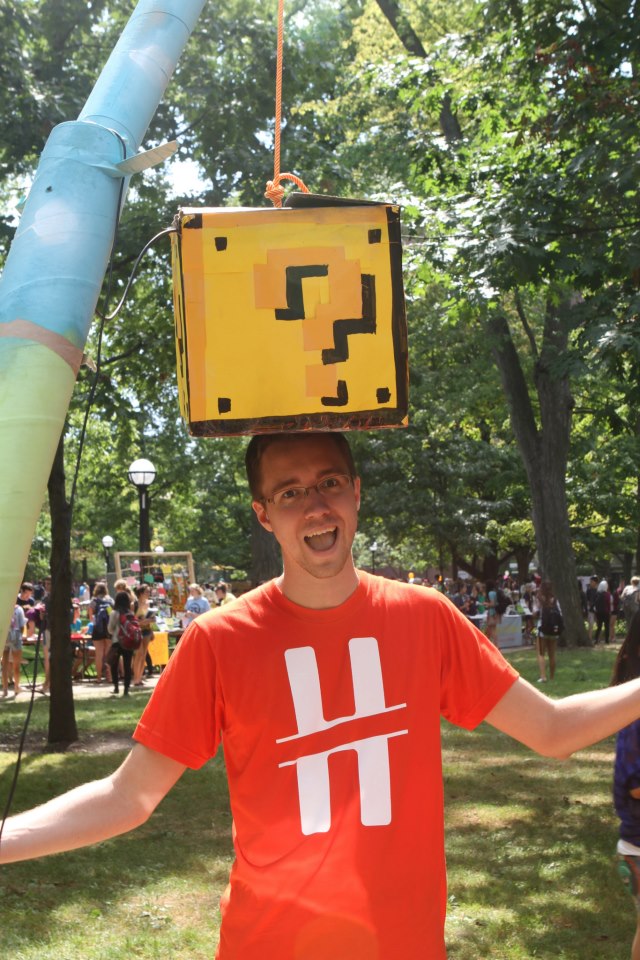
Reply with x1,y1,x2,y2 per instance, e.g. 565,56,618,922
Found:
135,571,516,959
5,432,640,960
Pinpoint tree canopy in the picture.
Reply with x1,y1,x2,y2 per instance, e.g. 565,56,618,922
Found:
1,0,638,618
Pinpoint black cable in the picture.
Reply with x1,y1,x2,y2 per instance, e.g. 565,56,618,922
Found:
94,226,177,323
0,631,43,843
70,224,177,506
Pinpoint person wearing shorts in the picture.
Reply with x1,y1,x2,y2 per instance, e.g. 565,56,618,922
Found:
2,604,26,697
536,581,563,683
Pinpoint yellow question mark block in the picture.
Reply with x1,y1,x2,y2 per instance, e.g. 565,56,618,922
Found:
171,197,408,436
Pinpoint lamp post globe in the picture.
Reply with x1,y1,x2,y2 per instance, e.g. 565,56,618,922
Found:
127,459,156,488
127,458,156,556
101,535,114,575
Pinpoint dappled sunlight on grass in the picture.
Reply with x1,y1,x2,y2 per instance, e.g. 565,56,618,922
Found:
0,747,231,960
443,646,627,958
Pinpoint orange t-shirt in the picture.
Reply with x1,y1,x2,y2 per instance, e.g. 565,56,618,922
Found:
134,573,518,959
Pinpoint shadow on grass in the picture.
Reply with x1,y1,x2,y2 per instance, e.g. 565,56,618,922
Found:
0,750,233,956
443,721,628,959
0,690,155,747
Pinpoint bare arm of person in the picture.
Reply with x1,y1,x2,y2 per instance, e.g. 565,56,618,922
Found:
486,676,640,760
0,743,186,864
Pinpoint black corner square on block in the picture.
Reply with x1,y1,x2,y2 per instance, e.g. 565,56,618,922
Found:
214,236,228,251
376,387,391,404
218,397,232,413
368,229,382,244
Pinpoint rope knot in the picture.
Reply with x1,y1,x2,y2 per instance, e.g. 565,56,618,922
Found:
264,179,286,208
265,172,310,208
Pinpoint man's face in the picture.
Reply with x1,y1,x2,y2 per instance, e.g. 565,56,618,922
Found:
252,435,361,587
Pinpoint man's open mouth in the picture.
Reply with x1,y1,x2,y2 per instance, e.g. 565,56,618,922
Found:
304,527,338,552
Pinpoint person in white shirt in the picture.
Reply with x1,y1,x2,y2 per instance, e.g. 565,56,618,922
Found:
183,583,211,623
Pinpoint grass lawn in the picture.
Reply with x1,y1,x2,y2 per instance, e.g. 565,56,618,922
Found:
0,643,633,959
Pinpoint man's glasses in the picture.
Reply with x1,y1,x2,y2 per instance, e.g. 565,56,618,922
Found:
263,474,353,509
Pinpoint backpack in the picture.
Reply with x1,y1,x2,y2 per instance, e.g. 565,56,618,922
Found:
93,600,111,640
495,589,509,616
594,590,610,615
540,603,564,636
118,612,142,651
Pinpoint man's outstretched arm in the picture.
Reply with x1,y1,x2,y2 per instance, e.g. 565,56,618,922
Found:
0,743,186,863
486,675,640,760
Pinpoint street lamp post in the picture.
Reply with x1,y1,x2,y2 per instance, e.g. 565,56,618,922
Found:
101,535,114,578
128,458,156,558
370,540,378,576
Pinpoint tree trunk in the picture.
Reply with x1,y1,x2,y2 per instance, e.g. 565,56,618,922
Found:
489,304,589,645
374,0,462,142
455,552,501,584
250,513,282,586
514,545,535,584
46,432,78,745
374,0,427,57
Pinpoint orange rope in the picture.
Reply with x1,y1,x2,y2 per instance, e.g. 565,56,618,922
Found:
264,0,309,207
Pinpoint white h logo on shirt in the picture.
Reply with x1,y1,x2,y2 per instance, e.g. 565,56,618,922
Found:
277,636,408,835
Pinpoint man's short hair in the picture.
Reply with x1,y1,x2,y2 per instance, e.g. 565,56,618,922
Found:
245,432,357,499
20,582,33,592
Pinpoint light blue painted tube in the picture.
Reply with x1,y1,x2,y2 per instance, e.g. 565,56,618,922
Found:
80,0,206,151
0,0,208,633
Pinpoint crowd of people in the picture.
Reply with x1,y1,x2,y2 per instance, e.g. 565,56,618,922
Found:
392,571,640,692
583,575,640,645
4,568,639,700
4,568,640,700
1,576,238,698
